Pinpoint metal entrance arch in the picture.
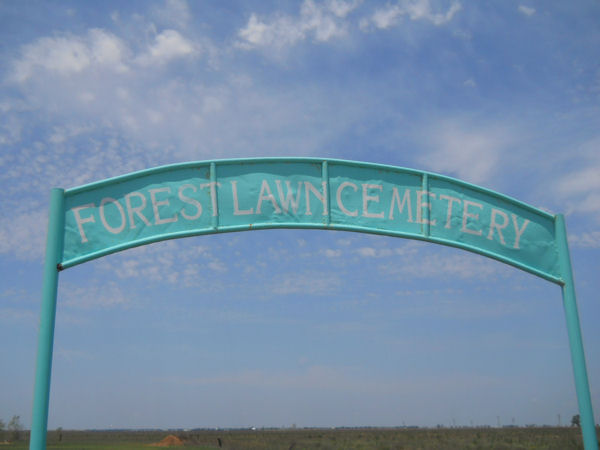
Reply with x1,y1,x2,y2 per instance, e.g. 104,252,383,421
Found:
31,158,597,449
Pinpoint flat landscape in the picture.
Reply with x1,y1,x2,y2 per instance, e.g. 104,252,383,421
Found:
2,426,595,449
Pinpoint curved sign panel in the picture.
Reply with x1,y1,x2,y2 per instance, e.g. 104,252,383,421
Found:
61,158,560,282
31,158,598,450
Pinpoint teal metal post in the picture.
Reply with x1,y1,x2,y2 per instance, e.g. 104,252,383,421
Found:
555,214,598,450
30,188,65,450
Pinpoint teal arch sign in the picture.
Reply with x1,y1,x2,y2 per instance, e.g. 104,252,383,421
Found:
31,158,597,449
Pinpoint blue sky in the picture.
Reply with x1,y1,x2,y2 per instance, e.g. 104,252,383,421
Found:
1,0,599,430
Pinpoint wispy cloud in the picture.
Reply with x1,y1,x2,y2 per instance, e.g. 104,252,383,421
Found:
569,231,600,249
60,281,132,309
95,240,229,288
3,15,358,195
416,119,514,185
271,272,342,296
237,0,462,50
518,5,536,17
1,1,598,430
0,307,37,324
361,0,462,30
150,0,192,30
0,209,47,260
10,18,198,83
382,251,510,281
237,0,360,50
10,29,130,83
354,247,403,258
553,137,600,219
322,248,343,258
135,29,196,66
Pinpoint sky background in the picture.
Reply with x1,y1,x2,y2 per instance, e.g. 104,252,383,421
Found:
1,0,599,430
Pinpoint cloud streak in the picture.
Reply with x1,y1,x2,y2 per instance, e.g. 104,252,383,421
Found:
135,29,196,66
553,137,600,219
237,0,360,50
237,0,461,50
10,29,130,83
416,119,514,185
362,0,462,30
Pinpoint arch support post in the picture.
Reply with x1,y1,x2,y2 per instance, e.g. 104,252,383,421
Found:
30,188,65,450
556,214,598,450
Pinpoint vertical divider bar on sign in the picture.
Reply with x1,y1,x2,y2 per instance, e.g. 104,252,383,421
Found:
210,162,219,231
555,214,598,450
322,160,330,226
30,188,65,450
422,173,430,238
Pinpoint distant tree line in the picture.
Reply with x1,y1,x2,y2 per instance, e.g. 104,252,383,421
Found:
0,415,23,442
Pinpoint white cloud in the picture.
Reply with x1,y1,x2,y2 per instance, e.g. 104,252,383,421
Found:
60,281,132,309
356,247,377,257
336,238,353,246
355,247,394,258
1,3,396,198
518,5,536,17
328,0,362,18
237,0,359,49
463,78,476,88
553,137,600,218
0,71,362,265
557,167,600,198
0,114,23,146
408,0,462,25
11,29,129,83
364,0,462,30
5,21,353,167
322,248,343,258
48,124,95,144
271,272,342,295
92,240,231,289
383,251,509,281
10,27,196,84
208,260,228,272
88,29,130,71
136,29,196,66
569,231,600,249
152,0,192,29
0,209,47,260
0,307,37,324
367,5,403,29
302,0,346,42
417,119,511,185
12,35,90,82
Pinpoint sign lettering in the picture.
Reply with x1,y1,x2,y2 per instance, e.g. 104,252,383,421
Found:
60,159,559,280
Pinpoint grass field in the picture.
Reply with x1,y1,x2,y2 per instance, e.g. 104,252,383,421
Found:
2,426,596,449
